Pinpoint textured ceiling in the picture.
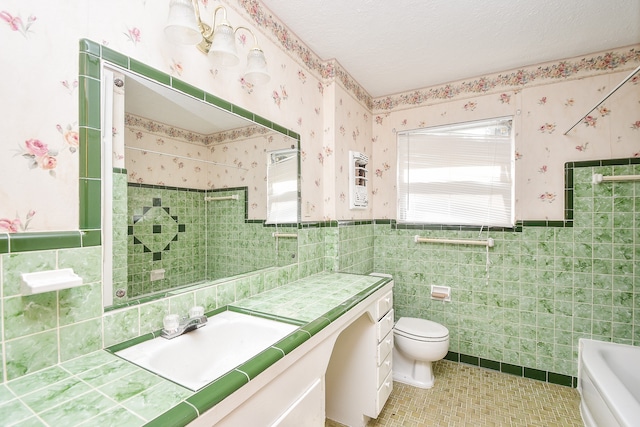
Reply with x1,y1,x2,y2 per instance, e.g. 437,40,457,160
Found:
260,0,640,97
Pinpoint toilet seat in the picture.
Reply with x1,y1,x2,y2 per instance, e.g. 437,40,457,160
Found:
394,317,449,342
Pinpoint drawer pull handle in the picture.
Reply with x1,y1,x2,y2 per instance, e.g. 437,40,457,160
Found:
385,297,391,304
384,361,391,368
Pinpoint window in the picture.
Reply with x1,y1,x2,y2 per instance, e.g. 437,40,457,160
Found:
266,149,298,224
397,117,514,227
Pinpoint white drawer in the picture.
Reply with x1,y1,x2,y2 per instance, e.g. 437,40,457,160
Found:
376,289,393,320
375,371,393,416
376,352,393,388
377,309,394,342
377,331,393,364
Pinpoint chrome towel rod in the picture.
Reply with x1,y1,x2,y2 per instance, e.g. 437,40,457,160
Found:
414,235,494,247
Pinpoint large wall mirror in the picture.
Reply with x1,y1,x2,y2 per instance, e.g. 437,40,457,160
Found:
100,58,300,309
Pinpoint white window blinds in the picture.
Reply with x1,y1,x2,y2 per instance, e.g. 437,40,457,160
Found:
266,149,298,224
397,117,514,227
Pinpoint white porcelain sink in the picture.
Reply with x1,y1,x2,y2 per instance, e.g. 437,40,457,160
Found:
116,310,298,391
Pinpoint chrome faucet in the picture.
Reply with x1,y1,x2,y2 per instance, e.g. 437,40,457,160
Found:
161,311,207,339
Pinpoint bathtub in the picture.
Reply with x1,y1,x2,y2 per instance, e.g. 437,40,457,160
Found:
578,339,640,427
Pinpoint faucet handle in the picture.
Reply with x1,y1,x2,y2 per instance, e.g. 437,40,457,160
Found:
188,306,205,318
163,314,180,332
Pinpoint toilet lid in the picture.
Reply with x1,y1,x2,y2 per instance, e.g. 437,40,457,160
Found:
395,317,449,339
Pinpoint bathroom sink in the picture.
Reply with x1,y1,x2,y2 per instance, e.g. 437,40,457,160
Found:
116,310,298,391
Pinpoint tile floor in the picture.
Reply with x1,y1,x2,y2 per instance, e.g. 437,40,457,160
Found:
327,360,583,427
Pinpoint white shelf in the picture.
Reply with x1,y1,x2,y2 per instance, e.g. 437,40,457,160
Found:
21,268,83,295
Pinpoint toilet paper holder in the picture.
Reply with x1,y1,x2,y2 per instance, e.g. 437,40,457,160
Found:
430,285,451,302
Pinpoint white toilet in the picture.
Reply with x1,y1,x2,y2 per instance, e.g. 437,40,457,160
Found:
392,317,449,389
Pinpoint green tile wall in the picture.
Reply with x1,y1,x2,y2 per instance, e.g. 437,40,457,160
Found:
206,189,277,279
127,184,208,299
373,162,640,377
0,40,310,385
125,185,294,300
8,37,635,392
112,172,128,302
1,246,104,381
336,222,375,274
297,226,326,278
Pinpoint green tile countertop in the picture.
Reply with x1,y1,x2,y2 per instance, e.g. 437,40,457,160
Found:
0,272,390,427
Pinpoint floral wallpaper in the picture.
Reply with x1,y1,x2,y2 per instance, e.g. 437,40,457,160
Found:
331,84,373,220
370,66,640,220
0,0,638,233
0,0,330,230
124,113,295,219
237,0,639,221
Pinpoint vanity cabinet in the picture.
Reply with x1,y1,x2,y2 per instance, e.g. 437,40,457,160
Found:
325,282,394,427
190,279,394,427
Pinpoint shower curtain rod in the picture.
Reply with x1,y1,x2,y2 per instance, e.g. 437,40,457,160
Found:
564,64,640,135
125,146,248,170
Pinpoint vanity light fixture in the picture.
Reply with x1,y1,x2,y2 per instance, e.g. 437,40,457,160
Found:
164,0,270,85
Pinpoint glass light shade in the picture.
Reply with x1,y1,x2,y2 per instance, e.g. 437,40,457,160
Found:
164,0,201,44
209,23,240,66
244,47,270,85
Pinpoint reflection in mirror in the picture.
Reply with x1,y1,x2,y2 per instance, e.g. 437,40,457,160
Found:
267,149,299,224
101,61,300,309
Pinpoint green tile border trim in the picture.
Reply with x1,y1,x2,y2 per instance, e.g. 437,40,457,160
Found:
393,222,519,232
227,306,305,326
105,306,228,350
103,276,392,424
0,39,301,257
144,402,198,427
0,234,8,254
125,185,300,227
445,351,577,388
375,157,639,232
186,370,248,414
236,347,284,380
77,38,299,141
4,41,621,258
273,330,311,355
560,156,640,227
299,220,338,228
128,182,209,193
337,220,374,226
301,317,331,336
105,333,157,354
127,185,253,227
4,231,89,253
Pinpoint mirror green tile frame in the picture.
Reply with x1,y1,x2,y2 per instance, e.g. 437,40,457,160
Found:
0,40,305,323
74,39,302,308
